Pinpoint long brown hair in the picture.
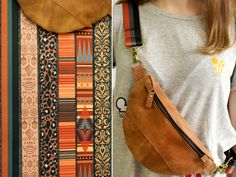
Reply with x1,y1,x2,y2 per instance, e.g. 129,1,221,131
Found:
119,0,236,55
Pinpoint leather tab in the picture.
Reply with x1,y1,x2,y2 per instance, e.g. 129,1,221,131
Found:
143,76,155,108
143,76,152,91
201,155,217,174
146,91,154,108
132,64,146,80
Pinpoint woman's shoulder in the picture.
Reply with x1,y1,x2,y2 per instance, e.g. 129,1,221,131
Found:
113,3,123,17
113,3,123,29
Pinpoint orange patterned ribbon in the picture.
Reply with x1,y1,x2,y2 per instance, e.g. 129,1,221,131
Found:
58,33,77,177
76,28,94,177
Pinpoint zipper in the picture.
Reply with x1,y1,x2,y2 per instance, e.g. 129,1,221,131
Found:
153,94,204,158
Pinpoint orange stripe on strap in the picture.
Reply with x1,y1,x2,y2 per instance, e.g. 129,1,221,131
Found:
2,0,8,176
123,2,132,47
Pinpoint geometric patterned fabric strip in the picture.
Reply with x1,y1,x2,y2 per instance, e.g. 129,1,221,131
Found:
76,28,94,177
58,33,76,177
20,11,39,177
38,27,59,177
93,16,112,177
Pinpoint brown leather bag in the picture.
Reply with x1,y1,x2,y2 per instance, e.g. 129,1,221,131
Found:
122,2,218,175
123,64,217,175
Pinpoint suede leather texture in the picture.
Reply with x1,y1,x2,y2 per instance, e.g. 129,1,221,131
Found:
17,0,111,33
123,64,217,175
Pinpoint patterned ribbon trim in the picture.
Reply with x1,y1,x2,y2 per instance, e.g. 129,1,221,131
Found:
17,11,112,177
20,11,39,177
58,33,77,177
93,15,112,177
38,27,59,177
76,28,94,177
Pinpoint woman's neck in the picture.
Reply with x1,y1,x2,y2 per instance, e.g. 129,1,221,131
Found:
150,0,205,16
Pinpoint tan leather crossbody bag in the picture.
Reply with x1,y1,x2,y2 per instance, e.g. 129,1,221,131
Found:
121,2,227,175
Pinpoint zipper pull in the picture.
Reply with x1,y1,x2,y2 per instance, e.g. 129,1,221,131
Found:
146,91,154,108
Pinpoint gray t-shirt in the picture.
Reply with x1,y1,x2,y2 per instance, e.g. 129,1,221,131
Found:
113,2,236,177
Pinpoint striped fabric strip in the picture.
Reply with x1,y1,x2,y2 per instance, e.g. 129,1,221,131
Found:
93,16,112,177
38,27,59,177
58,33,76,177
0,0,2,175
11,0,20,175
76,28,94,177
122,2,142,47
2,0,8,176
20,11,39,177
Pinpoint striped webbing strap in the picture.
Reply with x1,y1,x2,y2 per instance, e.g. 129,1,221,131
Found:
122,2,143,47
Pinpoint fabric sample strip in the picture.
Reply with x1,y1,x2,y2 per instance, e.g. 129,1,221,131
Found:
11,0,20,175
58,33,77,177
20,11,39,177
38,27,59,177
76,28,94,177
0,0,2,175
93,16,112,177
1,0,8,176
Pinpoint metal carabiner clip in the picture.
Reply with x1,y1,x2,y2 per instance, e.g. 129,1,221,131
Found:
217,157,233,173
129,45,143,64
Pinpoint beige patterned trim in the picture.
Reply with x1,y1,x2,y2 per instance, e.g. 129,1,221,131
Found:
93,15,112,177
20,11,39,177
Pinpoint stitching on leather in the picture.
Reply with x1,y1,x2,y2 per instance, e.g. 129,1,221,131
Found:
50,0,85,27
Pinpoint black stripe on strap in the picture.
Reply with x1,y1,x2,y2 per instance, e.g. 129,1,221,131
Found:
123,2,143,47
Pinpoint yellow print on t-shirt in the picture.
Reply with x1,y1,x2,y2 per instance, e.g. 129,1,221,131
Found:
211,57,225,75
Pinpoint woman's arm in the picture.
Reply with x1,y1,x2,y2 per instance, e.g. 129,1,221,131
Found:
228,90,236,176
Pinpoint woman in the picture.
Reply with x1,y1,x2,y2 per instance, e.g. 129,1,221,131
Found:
113,0,236,177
